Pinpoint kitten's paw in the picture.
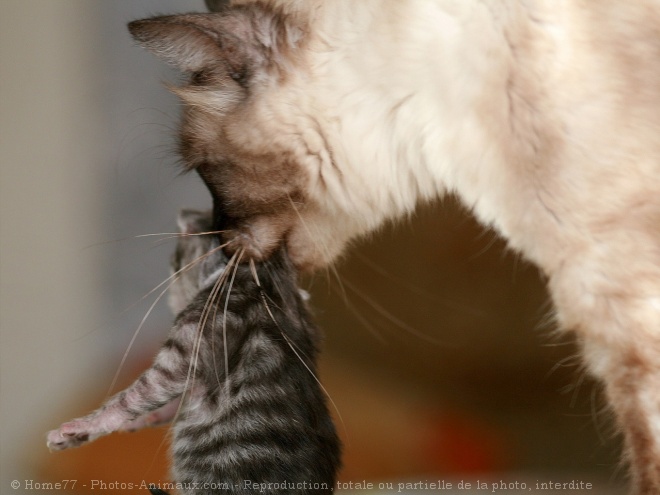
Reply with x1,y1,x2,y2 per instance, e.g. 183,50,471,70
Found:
46,420,93,451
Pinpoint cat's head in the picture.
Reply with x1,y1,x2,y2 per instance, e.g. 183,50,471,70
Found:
169,209,227,314
128,4,348,271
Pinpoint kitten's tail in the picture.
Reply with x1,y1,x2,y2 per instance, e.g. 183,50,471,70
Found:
148,485,169,495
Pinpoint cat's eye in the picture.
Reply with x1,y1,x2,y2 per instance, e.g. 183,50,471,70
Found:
190,70,210,85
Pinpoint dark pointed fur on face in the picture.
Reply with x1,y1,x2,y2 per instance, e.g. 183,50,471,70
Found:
128,8,311,265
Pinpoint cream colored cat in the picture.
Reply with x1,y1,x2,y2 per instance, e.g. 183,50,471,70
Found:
129,1,660,492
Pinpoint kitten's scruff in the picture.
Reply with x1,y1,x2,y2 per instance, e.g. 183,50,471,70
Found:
127,2,660,492
47,210,340,494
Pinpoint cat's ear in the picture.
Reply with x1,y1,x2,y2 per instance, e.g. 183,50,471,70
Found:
128,13,260,81
177,209,212,235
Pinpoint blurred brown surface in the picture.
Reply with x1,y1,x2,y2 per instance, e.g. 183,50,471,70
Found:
314,198,620,481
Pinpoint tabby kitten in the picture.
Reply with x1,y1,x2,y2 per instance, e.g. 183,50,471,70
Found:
47,209,340,494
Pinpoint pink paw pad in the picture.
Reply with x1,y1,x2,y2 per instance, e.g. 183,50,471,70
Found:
46,420,92,451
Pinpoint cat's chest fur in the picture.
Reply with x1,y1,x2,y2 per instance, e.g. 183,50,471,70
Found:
258,0,660,272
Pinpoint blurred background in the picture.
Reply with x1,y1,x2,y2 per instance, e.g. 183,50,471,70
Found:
0,1,624,493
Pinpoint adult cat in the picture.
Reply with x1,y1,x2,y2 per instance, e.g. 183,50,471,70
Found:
128,1,660,492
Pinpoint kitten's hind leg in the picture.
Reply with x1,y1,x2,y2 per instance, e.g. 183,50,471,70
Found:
47,321,199,451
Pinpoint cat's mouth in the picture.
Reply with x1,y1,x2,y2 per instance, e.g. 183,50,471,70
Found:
219,212,295,263
219,211,339,273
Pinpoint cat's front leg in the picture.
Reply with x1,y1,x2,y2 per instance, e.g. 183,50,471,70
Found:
582,338,660,494
551,262,660,494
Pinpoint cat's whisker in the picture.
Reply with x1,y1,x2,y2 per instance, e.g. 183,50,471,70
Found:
183,250,238,406
590,385,608,447
286,195,345,294
106,272,184,398
210,298,223,389
544,353,582,379
82,235,159,250
68,247,220,344
250,259,350,444
200,250,239,396
327,280,388,345
269,296,350,445
569,369,588,409
134,230,228,239
139,230,230,248
115,241,230,322
317,265,388,344
353,252,489,318
109,243,229,396
148,233,224,250
222,249,245,395
340,276,453,347
83,230,228,251
193,264,225,394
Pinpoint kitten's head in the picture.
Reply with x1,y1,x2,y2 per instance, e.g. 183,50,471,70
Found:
169,209,227,314
128,5,345,271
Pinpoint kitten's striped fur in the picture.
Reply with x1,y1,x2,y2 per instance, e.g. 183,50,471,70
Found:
47,209,340,494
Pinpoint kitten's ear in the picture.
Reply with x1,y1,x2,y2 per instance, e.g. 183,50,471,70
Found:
177,209,212,235
127,14,255,79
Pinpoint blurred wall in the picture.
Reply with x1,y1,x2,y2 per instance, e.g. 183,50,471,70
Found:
1,0,107,485
0,0,208,487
